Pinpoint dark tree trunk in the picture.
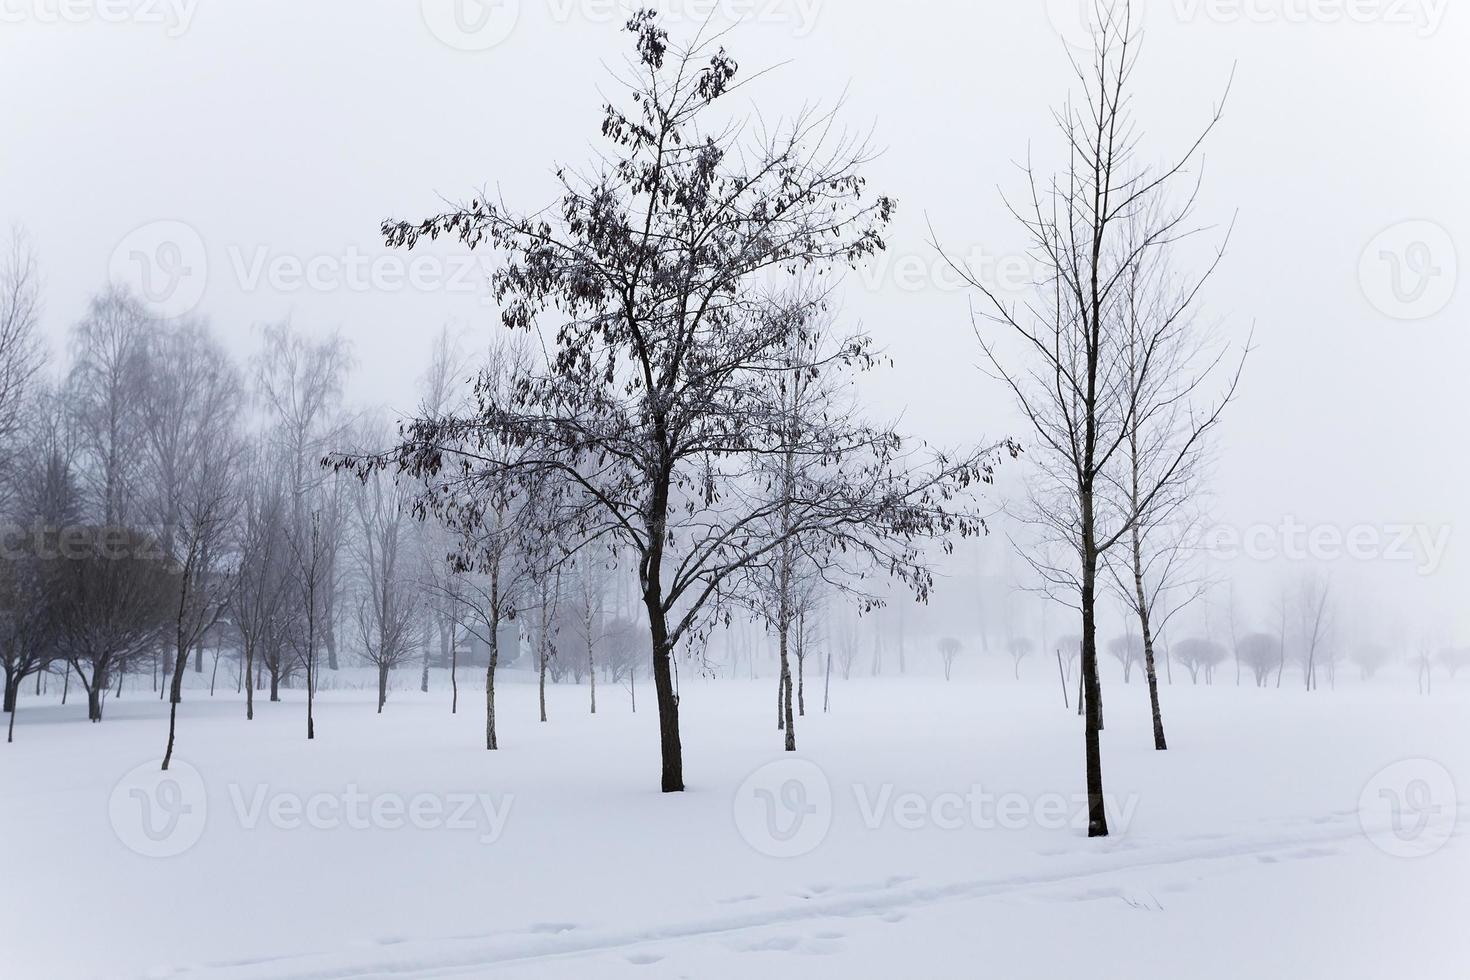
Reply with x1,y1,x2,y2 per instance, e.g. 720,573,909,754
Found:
642,592,684,792
1080,515,1108,838
776,670,785,729
779,624,795,751
244,639,255,721
377,662,389,713
162,639,192,769
2,670,16,714
640,485,684,791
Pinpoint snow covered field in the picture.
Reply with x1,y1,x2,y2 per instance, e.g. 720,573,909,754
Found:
4,665,1467,979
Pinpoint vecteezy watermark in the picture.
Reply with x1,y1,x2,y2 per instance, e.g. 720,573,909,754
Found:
0,0,198,36
109,220,497,316
1203,518,1453,577
733,759,1141,857
1172,0,1449,37
223,244,492,302
1358,759,1458,858
225,785,514,844
1359,220,1458,321
421,0,824,53
850,246,1038,297
734,758,834,858
420,0,521,51
109,760,515,857
109,760,209,859
110,219,209,318
1045,0,1148,51
0,523,170,562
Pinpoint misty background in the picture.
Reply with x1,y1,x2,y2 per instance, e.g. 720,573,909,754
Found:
2,0,1465,640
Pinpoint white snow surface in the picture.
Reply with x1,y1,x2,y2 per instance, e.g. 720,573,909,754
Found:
3,663,1467,979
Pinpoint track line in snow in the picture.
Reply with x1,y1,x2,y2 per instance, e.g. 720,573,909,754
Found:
166,811,1459,980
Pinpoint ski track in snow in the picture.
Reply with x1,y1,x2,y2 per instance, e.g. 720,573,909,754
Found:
159,808,1455,980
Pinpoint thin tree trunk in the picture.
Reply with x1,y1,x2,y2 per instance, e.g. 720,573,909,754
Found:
589,637,597,715
822,653,831,713
244,639,255,720
1057,648,1070,710
486,591,501,750
1130,520,1167,751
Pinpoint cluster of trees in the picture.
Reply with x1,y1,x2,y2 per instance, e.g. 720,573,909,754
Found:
0,259,678,754
2,5,1303,842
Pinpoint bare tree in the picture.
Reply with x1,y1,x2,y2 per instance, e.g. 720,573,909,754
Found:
934,1,1233,834
287,511,331,739
231,455,292,720
1006,637,1035,680
0,228,45,499
834,610,860,681
160,489,238,770
938,637,962,681
350,451,422,714
254,320,352,671
70,287,153,525
1237,632,1281,688
363,337,551,750
570,550,610,714
1106,634,1142,684
1174,637,1227,685
1297,573,1332,692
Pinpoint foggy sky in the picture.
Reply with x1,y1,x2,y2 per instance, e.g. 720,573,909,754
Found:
2,0,1465,637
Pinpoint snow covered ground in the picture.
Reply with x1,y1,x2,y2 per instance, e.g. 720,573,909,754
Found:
3,663,1467,979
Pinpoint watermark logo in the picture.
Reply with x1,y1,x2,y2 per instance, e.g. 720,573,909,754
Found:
1359,220,1458,321
109,219,208,317
422,0,822,51
421,0,521,51
227,784,514,844
733,758,832,858
1203,518,1453,577
1045,0,1146,51
0,0,199,36
109,759,208,858
1172,0,1448,37
1359,759,1457,858
853,246,1038,297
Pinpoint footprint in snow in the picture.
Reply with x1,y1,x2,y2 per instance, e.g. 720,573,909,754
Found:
625,951,664,966
738,935,803,953
530,922,579,935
